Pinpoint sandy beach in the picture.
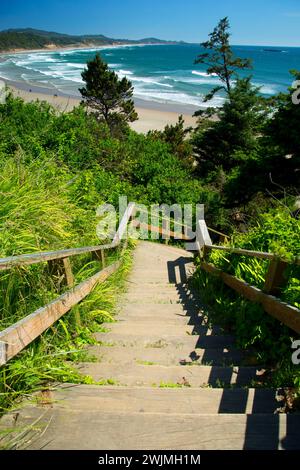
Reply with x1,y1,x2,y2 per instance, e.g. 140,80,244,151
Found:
0,43,200,132
6,82,197,133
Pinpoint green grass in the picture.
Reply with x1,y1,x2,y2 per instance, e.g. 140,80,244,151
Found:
0,243,134,414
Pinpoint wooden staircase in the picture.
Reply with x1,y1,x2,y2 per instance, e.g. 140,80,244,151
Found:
2,241,300,450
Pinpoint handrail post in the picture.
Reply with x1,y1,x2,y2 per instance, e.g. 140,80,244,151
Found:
93,249,106,268
100,249,105,268
48,257,81,326
197,219,212,258
264,258,288,296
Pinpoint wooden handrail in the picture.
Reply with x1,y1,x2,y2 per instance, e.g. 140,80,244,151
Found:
135,206,191,230
197,218,300,334
134,207,229,240
1,206,298,364
205,244,274,261
207,227,229,239
0,242,116,272
205,244,300,265
0,203,136,366
0,204,139,272
0,262,120,366
201,261,300,334
131,219,191,241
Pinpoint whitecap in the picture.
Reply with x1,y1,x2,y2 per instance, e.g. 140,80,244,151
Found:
130,76,173,88
253,82,279,95
66,63,86,68
192,70,218,77
118,69,133,75
133,88,201,107
174,76,222,86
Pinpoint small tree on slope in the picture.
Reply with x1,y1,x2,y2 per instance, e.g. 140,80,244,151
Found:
79,53,138,129
195,17,252,104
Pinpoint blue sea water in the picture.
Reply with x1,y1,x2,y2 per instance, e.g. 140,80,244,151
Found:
0,43,299,111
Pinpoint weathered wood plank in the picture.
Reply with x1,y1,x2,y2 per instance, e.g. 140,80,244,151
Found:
100,250,106,268
92,249,106,268
207,226,229,240
62,257,75,287
201,261,221,276
205,245,275,261
131,220,190,240
0,243,116,272
262,295,300,333
0,262,120,366
201,261,300,334
205,245,300,266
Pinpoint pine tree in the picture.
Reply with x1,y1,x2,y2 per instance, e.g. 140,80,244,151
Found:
79,53,138,127
192,77,268,175
263,70,300,187
195,17,252,102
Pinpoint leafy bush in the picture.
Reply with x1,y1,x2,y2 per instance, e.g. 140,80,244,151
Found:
192,207,300,388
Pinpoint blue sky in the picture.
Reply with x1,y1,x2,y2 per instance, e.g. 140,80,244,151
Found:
1,0,300,46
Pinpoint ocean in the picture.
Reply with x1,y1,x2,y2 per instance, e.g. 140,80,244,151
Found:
0,43,299,112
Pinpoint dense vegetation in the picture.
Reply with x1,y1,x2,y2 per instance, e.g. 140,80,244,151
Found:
192,210,300,398
190,19,300,405
0,17,299,414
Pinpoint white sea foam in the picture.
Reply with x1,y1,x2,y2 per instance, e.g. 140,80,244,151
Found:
134,88,201,107
130,76,173,88
192,70,218,77
253,82,279,95
37,67,84,83
66,63,86,68
175,77,222,86
118,69,133,75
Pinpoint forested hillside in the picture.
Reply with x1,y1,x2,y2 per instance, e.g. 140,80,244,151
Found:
0,28,179,51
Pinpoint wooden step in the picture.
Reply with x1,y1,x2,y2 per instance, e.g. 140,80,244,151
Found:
2,405,299,450
119,303,200,315
13,385,280,414
101,322,221,337
115,314,198,326
87,344,245,366
76,362,260,387
95,332,236,349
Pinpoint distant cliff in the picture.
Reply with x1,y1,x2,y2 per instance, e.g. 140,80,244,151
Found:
0,28,185,52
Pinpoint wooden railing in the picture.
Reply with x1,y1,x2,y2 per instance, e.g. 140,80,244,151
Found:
1,206,299,366
196,219,300,335
119,213,300,336
0,203,136,366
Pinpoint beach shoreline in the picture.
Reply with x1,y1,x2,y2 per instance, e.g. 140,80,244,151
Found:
4,78,198,133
